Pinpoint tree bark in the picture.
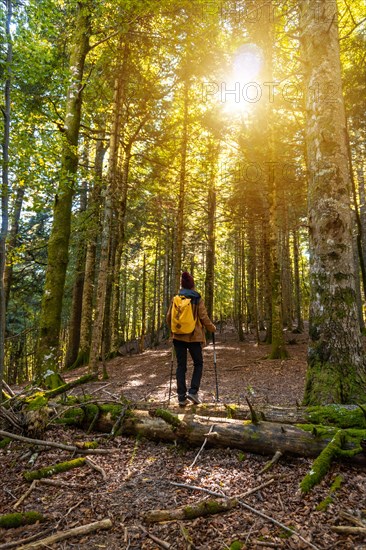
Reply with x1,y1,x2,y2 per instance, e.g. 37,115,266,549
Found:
173,77,190,292
64,149,88,369
4,186,25,309
300,0,366,404
0,0,12,400
75,132,106,368
36,1,92,374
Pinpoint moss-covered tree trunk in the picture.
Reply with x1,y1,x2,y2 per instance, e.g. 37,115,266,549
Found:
300,0,366,404
36,1,91,374
0,0,12,397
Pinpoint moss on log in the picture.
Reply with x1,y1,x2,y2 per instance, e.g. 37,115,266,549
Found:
44,373,97,399
56,405,365,464
143,497,238,523
23,457,86,481
0,511,45,529
121,402,366,428
300,431,345,493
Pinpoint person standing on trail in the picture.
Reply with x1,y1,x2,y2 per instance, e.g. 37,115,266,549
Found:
166,271,216,406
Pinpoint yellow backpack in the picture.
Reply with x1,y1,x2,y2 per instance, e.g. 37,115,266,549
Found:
171,295,196,334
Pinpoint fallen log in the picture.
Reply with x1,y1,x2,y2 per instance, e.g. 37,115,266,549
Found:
60,400,366,429
59,405,365,460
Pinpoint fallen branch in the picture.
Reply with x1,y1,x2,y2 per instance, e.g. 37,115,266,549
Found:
142,497,238,523
170,482,320,550
189,424,214,468
259,450,283,474
23,457,86,481
14,480,38,509
138,523,172,549
0,528,54,550
85,457,107,480
2,380,15,397
17,518,112,549
44,373,98,399
331,525,366,535
0,429,110,455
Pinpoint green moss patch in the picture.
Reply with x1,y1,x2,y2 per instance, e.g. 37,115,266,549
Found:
0,511,45,529
23,457,86,481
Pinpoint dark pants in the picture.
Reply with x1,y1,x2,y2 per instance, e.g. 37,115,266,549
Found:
173,339,203,398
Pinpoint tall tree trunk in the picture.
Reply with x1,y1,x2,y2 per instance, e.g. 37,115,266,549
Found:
89,61,125,375
111,145,131,353
292,229,304,332
173,78,189,292
76,132,106,367
36,2,91,374
4,186,24,309
357,165,366,288
300,0,366,404
0,0,12,399
64,148,89,369
139,254,147,353
204,156,216,321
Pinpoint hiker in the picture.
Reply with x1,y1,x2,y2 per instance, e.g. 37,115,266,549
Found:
166,271,216,406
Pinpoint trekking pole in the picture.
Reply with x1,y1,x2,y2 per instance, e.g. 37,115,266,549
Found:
212,332,219,402
168,346,174,405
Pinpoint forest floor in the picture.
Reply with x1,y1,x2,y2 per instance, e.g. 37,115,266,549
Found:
1,327,366,549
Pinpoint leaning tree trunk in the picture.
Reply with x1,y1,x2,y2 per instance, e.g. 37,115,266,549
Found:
300,0,366,404
0,0,12,399
36,1,91,375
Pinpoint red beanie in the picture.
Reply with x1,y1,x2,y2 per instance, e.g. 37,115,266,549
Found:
181,271,194,289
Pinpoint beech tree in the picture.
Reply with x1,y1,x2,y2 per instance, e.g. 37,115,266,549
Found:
36,0,92,374
300,0,366,404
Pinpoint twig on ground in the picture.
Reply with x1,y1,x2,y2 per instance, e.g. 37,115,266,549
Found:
17,518,112,549
170,482,320,550
14,480,38,509
179,522,198,549
138,523,171,549
88,383,112,396
189,424,214,468
238,478,275,499
0,528,54,550
0,429,110,455
259,450,283,474
85,457,107,480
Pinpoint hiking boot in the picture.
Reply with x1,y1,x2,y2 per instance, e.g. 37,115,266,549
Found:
178,396,188,407
187,392,201,405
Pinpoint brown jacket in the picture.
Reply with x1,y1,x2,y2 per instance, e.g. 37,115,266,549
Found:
166,289,216,344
